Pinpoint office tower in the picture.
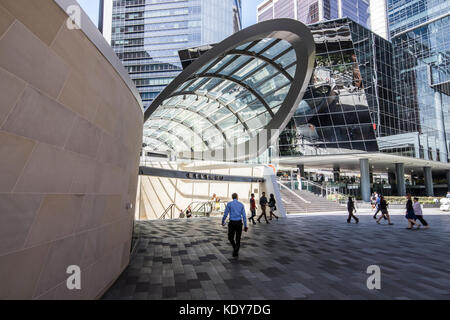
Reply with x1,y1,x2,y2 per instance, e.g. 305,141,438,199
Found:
111,0,242,110
369,0,388,39
388,0,450,162
257,0,370,28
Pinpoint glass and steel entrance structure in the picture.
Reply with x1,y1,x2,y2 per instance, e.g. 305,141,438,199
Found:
143,19,316,161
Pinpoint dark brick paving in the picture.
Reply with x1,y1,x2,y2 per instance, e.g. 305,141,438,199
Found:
103,214,450,300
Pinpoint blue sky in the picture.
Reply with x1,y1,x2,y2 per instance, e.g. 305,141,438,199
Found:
242,0,265,27
78,0,264,29
77,0,99,26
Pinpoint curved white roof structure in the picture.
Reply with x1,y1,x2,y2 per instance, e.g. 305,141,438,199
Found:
144,19,316,161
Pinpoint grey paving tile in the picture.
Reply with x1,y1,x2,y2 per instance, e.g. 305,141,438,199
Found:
103,215,450,300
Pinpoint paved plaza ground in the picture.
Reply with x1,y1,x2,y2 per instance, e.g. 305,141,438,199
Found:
103,210,450,300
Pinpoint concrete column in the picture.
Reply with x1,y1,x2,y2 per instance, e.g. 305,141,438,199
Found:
395,163,406,196
423,167,434,197
333,166,340,182
360,159,371,202
297,164,305,178
447,170,450,192
388,172,395,185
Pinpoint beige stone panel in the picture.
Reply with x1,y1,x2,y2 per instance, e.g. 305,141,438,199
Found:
0,4,14,38
25,194,84,247
57,71,100,122
0,67,26,125
93,100,119,136
120,239,132,271
65,116,102,158
0,243,50,299
87,245,122,299
3,86,76,147
0,21,69,98
0,0,66,46
14,143,77,193
101,195,123,224
75,195,107,233
50,25,94,80
0,194,43,256
34,232,87,297
81,228,102,268
69,154,102,194
0,130,35,192
97,131,128,170
98,163,127,194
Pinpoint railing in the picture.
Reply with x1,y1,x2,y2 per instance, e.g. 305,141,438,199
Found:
278,177,349,205
184,201,228,217
277,180,310,203
159,204,176,220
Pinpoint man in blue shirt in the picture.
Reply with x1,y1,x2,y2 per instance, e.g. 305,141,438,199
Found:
222,193,248,257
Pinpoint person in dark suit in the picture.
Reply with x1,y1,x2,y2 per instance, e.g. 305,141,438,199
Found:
222,193,248,257
257,192,269,224
347,197,359,223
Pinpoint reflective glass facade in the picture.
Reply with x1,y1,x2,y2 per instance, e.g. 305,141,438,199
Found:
279,18,418,156
257,0,370,28
111,0,242,110
388,0,450,162
387,0,450,38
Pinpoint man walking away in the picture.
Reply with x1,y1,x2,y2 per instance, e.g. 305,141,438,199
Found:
248,193,257,225
257,192,269,224
413,197,429,229
347,197,359,223
222,193,248,257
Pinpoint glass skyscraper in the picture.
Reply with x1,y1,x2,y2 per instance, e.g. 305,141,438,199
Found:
257,0,370,28
278,18,420,157
111,0,242,110
388,0,450,162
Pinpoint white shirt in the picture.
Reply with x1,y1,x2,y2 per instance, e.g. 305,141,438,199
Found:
413,202,423,216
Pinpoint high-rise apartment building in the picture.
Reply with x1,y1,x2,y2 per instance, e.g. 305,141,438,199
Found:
388,0,450,162
257,0,370,28
110,0,242,110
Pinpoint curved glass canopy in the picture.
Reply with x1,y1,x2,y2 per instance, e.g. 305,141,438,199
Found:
144,38,296,153
144,19,316,160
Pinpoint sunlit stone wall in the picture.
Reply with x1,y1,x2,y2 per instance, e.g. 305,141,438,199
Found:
0,0,143,299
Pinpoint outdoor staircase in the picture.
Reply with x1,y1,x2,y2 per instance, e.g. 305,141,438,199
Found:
280,188,346,214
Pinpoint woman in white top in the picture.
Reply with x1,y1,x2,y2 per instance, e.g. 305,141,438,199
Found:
413,197,429,229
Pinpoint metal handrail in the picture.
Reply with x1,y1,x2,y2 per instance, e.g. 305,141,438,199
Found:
277,180,311,203
159,203,175,220
183,200,228,217
279,177,349,204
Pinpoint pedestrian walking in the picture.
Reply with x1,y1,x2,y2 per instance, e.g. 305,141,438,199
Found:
268,194,279,220
186,206,192,218
413,197,429,229
376,196,394,225
405,194,420,229
257,192,269,224
373,193,386,220
248,193,257,225
222,193,248,257
347,197,359,223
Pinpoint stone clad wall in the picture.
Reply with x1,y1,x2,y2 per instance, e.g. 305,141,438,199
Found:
0,0,143,299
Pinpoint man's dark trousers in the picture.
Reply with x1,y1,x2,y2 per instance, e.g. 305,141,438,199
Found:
228,220,243,254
